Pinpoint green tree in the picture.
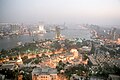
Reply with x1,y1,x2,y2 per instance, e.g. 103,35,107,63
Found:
1,49,7,54
56,60,65,73
76,42,82,48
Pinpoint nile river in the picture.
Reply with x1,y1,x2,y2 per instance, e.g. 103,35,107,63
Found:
0,29,91,50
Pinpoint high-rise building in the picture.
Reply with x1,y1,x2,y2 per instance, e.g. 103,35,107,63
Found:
111,28,116,40
37,24,46,33
10,24,21,34
38,24,44,31
55,26,61,39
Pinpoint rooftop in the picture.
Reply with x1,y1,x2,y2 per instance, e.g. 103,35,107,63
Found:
0,64,15,70
32,67,57,75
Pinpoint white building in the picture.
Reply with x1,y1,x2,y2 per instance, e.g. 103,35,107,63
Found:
38,24,46,33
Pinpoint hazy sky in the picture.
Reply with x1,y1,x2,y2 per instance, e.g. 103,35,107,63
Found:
0,0,120,25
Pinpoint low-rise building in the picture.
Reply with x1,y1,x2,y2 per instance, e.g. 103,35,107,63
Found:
108,74,120,80
0,64,16,70
32,67,58,80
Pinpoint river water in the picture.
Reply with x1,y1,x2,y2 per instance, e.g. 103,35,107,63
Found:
0,29,91,50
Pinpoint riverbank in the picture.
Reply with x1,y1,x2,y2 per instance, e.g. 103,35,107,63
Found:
0,29,91,50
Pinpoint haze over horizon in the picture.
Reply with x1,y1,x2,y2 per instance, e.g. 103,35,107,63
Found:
0,0,120,25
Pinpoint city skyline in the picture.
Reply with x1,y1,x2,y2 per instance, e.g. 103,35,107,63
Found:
0,0,120,25
0,1,120,79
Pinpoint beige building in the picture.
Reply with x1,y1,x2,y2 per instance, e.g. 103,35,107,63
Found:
32,67,58,80
70,49,79,58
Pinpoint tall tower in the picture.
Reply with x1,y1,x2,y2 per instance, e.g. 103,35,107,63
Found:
111,28,116,40
55,26,61,39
